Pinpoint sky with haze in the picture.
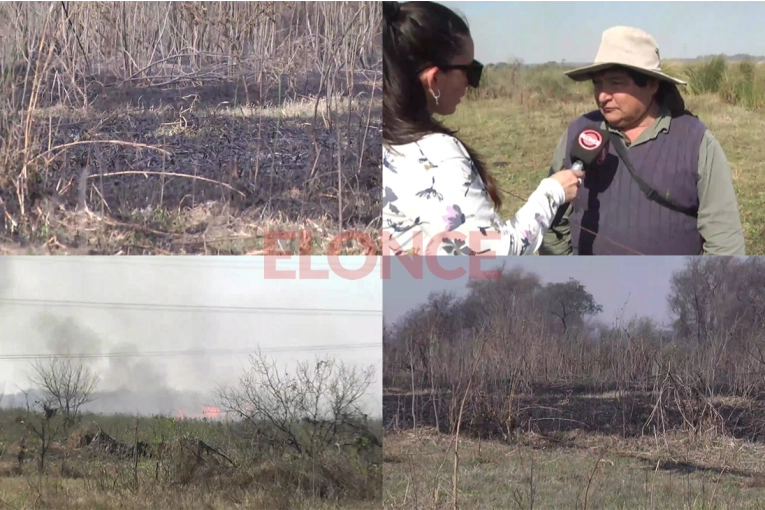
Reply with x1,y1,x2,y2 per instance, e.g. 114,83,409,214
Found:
384,256,693,329
0,257,382,418
441,2,765,64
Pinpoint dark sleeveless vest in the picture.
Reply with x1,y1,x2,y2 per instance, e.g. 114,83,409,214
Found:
563,111,706,255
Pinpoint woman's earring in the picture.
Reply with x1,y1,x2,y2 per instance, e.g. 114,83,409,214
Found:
431,89,441,106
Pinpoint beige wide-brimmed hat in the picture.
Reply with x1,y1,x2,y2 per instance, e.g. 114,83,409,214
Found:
565,26,687,85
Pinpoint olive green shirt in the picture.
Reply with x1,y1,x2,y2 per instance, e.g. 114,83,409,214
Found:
539,108,746,256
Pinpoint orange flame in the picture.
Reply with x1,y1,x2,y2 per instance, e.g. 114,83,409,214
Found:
173,407,222,421
203,406,222,419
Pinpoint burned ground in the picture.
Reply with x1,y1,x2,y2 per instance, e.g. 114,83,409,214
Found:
0,1,382,255
384,385,765,443
0,71,381,255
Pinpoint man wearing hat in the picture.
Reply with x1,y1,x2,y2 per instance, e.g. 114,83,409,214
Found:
539,26,745,256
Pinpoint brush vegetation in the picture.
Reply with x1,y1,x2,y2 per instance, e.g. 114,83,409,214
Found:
0,352,382,509
384,257,765,509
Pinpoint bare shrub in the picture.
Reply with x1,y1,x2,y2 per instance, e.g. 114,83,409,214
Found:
29,356,100,425
217,350,380,501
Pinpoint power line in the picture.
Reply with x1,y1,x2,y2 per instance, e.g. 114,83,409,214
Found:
0,342,381,361
0,297,381,316
1,256,378,272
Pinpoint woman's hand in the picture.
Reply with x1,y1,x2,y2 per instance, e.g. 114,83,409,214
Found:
549,169,585,203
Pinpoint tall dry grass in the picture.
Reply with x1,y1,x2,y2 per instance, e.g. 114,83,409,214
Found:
0,1,382,254
470,57,765,111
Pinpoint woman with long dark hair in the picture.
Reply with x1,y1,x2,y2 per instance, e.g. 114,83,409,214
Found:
383,1,584,256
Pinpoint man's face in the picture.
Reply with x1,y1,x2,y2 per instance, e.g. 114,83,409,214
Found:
591,69,659,129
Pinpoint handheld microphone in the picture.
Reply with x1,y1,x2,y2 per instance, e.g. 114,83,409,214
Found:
570,127,609,172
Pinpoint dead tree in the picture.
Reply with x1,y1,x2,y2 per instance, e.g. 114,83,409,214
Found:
217,351,375,459
43,403,58,419
29,356,100,426
17,437,27,470
23,394,65,473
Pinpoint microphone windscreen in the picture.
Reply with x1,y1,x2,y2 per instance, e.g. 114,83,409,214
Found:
570,127,609,169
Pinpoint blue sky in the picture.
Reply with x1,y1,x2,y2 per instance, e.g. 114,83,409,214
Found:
442,2,765,64
0,257,382,416
384,256,691,328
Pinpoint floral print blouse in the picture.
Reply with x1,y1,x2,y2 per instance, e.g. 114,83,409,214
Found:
383,133,566,256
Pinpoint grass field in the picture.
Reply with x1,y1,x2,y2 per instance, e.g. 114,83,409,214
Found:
0,408,382,509
446,58,765,255
384,428,765,510
0,2,381,255
383,387,765,510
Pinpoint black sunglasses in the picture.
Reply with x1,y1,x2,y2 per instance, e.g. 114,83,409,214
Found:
418,60,484,89
438,60,484,88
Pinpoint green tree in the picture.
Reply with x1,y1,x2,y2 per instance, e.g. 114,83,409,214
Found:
539,278,603,334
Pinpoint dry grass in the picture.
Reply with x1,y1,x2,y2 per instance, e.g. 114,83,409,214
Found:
384,428,765,510
0,1,382,255
0,477,376,510
0,477,381,510
448,59,765,255
0,409,382,510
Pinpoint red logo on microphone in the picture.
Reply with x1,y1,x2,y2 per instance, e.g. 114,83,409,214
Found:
578,130,603,151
